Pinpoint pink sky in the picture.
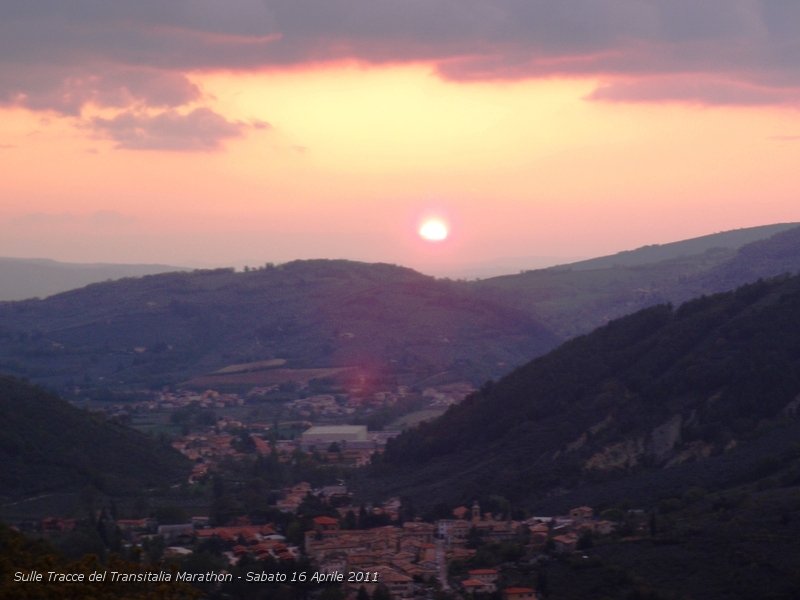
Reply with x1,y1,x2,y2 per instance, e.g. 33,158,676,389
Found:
1,2,800,276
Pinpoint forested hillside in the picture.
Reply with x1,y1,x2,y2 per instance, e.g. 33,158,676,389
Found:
0,260,558,390
372,274,800,511
0,376,188,500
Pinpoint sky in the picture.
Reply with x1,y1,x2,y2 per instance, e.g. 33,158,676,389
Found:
2,1,800,276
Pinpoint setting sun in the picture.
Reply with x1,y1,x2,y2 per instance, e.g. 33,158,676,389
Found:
418,218,449,242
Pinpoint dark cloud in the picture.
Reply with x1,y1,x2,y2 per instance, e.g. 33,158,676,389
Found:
0,65,200,115
89,108,253,151
1,0,799,113
589,76,798,106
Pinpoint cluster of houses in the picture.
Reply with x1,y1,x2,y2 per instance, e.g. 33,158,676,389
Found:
154,389,244,410
87,388,246,422
116,517,301,564
305,518,436,598
92,379,474,438
21,494,624,599
171,423,403,484
285,387,416,419
297,500,618,599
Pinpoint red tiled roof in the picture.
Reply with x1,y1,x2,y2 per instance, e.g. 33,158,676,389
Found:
469,568,498,575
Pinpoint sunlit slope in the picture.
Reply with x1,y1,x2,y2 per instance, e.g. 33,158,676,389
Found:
474,223,800,338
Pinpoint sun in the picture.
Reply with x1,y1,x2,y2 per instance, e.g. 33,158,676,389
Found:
418,218,449,242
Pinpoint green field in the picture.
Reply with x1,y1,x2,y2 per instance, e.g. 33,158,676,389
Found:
389,408,447,430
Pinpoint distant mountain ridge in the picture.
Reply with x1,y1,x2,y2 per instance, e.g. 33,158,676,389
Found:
475,222,800,338
0,257,187,302
1,224,800,393
550,222,798,271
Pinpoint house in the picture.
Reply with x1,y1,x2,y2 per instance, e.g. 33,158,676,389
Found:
157,523,195,544
436,519,470,548
41,517,77,533
190,516,210,528
374,567,414,598
569,506,594,522
300,425,368,450
528,522,550,547
163,546,193,559
401,521,436,544
504,587,537,600
349,566,413,599
452,505,469,520
552,533,578,553
313,515,340,531
463,578,494,594
595,520,616,535
466,568,498,592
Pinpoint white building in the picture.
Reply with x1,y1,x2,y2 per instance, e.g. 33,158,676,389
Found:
300,425,368,450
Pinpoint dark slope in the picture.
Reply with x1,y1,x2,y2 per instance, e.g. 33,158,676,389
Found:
0,376,188,500
370,274,800,510
0,260,559,389
474,223,800,338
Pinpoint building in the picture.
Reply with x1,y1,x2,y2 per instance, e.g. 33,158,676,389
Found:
552,533,578,553
504,587,537,600
569,506,594,522
300,425,368,450
436,519,470,548
466,568,498,592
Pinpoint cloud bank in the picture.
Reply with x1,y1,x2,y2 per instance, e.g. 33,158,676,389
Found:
2,1,798,149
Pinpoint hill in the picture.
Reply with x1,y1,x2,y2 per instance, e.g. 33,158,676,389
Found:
2,224,800,395
370,274,800,512
0,376,188,501
0,257,186,301
0,261,558,391
553,222,797,271
474,223,800,338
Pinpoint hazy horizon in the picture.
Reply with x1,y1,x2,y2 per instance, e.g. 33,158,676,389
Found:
2,219,797,280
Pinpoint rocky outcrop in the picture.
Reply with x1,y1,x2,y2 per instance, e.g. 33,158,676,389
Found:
648,414,682,462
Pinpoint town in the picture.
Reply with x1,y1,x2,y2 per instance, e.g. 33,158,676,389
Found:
7,377,643,599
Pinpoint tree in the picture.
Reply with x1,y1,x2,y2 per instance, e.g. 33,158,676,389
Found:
320,586,346,600
342,510,358,530
467,526,483,549
372,584,392,600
